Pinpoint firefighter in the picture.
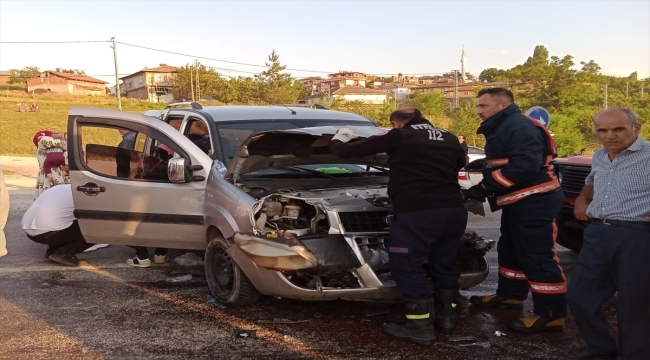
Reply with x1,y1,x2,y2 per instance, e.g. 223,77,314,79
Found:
329,108,468,345
464,88,566,332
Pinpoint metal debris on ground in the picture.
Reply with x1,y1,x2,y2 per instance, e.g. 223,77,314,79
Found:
235,330,257,338
363,306,390,317
448,335,478,343
165,274,193,282
257,318,312,324
173,252,204,267
458,341,491,348
493,331,507,337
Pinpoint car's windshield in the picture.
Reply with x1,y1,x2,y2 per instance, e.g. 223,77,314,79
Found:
215,118,383,177
215,119,376,163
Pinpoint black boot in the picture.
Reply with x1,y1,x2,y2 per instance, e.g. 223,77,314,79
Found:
383,297,435,346
434,288,457,333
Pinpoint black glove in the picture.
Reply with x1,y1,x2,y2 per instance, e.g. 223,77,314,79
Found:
465,182,491,202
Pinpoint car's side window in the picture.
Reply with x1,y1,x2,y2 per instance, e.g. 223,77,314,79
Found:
79,124,175,182
185,118,212,157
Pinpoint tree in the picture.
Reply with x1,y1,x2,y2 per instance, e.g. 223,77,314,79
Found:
9,66,41,85
55,68,86,75
448,98,484,147
404,92,448,119
478,68,507,82
254,49,303,104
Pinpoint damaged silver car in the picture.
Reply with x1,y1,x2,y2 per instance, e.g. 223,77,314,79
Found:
67,104,494,306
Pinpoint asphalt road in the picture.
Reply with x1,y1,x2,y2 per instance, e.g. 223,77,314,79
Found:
0,156,613,360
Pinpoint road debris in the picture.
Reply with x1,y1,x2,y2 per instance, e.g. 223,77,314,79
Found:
235,330,257,338
363,306,390,317
173,252,204,267
165,274,193,282
494,331,507,337
448,336,478,343
458,341,491,348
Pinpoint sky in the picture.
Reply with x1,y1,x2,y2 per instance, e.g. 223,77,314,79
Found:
1,0,649,86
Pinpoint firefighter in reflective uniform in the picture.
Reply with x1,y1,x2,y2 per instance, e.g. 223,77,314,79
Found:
329,108,468,346
464,88,567,333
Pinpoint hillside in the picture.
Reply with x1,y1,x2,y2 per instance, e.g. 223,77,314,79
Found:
0,92,167,156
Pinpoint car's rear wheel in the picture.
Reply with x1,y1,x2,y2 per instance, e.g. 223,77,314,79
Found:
205,235,261,306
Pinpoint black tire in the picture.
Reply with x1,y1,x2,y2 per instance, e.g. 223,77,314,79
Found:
556,221,583,252
205,236,261,306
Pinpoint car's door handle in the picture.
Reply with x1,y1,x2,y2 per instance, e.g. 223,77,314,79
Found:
77,182,106,196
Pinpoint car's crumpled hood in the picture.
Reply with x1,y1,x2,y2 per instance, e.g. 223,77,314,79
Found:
225,126,390,179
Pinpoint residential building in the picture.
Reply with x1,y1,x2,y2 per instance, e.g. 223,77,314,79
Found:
0,71,10,84
322,72,368,94
298,76,324,95
390,75,419,84
415,83,476,101
297,92,328,105
120,64,178,102
26,71,107,95
378,83,418,103
333,86,388,104
299,86,389,105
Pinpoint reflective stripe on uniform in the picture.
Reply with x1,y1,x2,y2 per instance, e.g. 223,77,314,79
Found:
529,281,567,294
492,169,515,188
406,313,430,320
496,180,560,206
486,158,509,167
499,266,528,280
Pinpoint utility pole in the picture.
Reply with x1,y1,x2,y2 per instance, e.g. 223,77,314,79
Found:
111,37,122,110
642,86,645,99
194,60,201,101
453,70,459,109
190,65,195,101
626,82,629,98
603,84,608,110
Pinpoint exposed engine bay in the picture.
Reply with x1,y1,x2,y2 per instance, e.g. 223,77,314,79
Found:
231,187,495,292
249,195,329,237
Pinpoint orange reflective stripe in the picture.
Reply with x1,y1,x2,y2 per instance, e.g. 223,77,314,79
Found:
496,180,560,206
551,221,567,281
526,115,557,155
492,169,515,188
499,266,528,280
486,158,509,167
529,281,567,294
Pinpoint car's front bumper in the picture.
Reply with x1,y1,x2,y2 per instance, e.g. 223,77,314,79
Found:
228,233,492,301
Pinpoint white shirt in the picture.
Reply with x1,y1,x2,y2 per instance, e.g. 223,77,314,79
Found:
22,184,76,236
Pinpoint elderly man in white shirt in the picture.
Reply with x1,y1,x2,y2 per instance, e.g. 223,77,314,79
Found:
21,184,92,266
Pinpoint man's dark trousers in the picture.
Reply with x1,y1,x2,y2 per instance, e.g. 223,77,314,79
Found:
388,207,468,299
27,220,92,255
567,222,650,360
496,190,567,318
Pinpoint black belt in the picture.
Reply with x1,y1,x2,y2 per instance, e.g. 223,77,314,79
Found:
592,218,650,232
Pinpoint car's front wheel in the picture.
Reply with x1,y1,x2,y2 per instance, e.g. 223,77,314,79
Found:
205,235,261,306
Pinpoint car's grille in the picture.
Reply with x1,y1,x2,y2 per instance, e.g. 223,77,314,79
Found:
338,211,390,233
558,165,591,197
354,237,387,252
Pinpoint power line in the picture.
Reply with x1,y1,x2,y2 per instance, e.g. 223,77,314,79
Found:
116,41,449,76
0,40,110,43
117,41,332,74
2,39,452,77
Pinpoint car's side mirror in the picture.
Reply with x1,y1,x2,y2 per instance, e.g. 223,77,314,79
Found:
168,157,189,183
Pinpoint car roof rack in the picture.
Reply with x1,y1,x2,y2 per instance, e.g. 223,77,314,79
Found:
284,104,329,110
166,101,203,110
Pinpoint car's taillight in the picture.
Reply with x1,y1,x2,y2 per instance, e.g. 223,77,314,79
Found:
458,171,469,181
